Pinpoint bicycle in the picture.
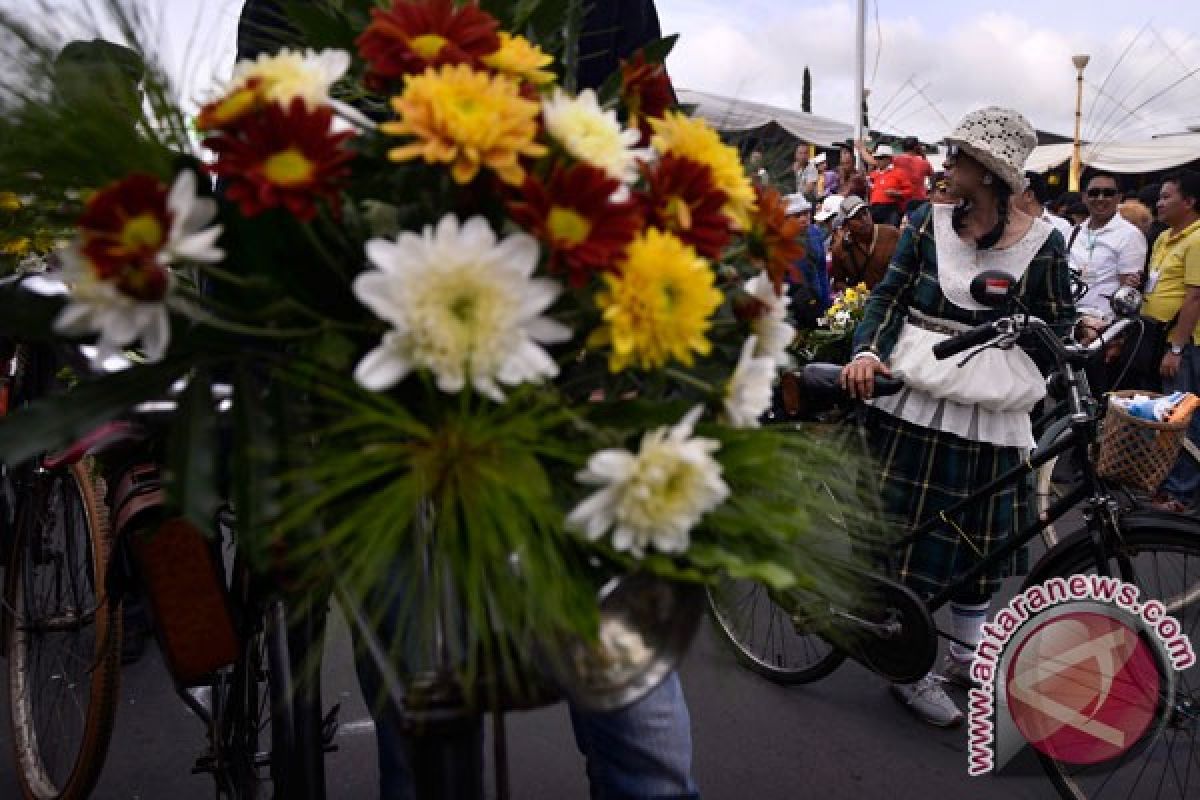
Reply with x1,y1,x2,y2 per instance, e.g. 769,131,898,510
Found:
1,333,122,800
97,378,335,800
709,302,1200,799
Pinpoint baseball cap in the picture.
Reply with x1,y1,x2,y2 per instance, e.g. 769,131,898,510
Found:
841,195,869,218
813,152,828,165
873,144,894,158
814,194,844,222
785,193,812,215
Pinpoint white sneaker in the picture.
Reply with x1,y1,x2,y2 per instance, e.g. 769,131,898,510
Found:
940,654,980,690
890,673,965,727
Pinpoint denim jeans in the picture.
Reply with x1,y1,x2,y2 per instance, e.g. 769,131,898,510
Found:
352,586,699,800
1161,343,1200,503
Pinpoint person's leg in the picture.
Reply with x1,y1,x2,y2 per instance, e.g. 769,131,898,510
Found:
569,671,700,800
1159,344,1200,507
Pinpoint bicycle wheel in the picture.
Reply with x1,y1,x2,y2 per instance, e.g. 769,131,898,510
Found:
209,582,327,800
1021,514,1200,799
706,477,850,684
706,577,846,684
5,462,121,800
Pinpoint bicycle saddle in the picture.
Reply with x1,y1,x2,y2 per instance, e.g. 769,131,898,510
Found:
800,363,904,398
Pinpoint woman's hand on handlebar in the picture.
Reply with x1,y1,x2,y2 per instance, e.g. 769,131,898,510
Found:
841,355,892,400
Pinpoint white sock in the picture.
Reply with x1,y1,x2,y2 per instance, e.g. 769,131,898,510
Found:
949,601,989,664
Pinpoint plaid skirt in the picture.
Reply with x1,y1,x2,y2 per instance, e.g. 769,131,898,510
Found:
866,408,1030,600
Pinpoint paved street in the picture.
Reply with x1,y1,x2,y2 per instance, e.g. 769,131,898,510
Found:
0,564,1068,800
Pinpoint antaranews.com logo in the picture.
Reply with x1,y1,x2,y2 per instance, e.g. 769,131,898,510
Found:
967,575,1196,776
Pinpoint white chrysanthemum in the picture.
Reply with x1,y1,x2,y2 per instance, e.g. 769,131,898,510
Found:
744,271,795,368
51,245,171,362
567,407,730,558
353,215,571,401
229,47,349,109
162,170,224,266
724,336,776,428
542,88,651,185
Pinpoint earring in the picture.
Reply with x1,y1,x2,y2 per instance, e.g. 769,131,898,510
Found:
983,174,994,185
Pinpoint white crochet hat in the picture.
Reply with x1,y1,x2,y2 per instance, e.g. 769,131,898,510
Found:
944,106,1038,194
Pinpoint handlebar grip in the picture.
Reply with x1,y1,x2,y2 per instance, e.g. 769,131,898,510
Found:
931,323,997,360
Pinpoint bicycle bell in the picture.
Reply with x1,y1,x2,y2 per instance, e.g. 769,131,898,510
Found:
1110,286,1143,319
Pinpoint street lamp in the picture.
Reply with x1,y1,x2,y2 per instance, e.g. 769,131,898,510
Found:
1069,54,1090,192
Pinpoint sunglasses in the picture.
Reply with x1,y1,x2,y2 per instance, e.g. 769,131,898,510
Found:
1087,188,1118,198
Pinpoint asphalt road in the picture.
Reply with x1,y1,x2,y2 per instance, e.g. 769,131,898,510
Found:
0,565,1070,800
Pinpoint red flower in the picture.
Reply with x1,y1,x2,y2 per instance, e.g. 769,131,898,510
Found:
639,154,731,260
745,185,805,292
78,173,171,301
509,164,642,288
620,50,675,142
205,99,356,221
357,0,501,90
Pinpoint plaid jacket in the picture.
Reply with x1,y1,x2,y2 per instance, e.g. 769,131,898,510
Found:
852,204,1075,362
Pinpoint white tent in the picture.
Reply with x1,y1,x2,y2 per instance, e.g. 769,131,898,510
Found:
1027,135,1200,175
677,88,855,147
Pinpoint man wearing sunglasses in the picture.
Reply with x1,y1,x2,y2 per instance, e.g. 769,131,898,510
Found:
1068,172,1146,325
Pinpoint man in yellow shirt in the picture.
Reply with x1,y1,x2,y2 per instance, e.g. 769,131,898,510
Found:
1143,170,1200,511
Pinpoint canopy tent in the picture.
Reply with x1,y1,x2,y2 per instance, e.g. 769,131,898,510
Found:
677,88,855,147
1026,135,1200,175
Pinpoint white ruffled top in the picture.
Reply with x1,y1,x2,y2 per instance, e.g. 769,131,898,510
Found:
869,206,1054,448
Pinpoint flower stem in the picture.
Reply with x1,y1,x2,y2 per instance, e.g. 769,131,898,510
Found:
664,367,716,396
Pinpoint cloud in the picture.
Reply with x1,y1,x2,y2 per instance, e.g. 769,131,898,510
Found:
658,0,1200,142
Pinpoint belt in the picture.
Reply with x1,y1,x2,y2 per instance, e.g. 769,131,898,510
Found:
906,310,971,336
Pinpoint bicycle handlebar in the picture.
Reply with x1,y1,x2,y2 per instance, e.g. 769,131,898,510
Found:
931,323,999,360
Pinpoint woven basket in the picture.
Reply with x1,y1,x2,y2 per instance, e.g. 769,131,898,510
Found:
1095,391,1191,493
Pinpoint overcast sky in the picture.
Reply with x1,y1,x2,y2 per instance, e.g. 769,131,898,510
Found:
9,1,1200,144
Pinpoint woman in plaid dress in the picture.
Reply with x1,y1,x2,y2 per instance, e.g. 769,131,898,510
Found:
842,108,1075,727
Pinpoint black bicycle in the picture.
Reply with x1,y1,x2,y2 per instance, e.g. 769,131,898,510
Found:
709,303,1200,799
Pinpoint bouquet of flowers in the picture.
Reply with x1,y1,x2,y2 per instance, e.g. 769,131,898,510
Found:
0,0,876,694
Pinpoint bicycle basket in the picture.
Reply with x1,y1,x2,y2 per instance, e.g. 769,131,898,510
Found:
1095,391,1192,493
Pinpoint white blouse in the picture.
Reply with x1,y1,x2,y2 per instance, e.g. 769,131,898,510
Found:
869,206,1055,448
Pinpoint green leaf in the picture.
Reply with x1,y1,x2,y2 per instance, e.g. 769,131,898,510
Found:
166,366,220,534
640,34,680,66
0,356,193,465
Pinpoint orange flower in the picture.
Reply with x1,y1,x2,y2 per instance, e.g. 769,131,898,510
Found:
77,174,171,301
205,100,356,221
745,186,804,291
509,164,642,288
382,65,545,186
639,154,730,260
356,0,500,90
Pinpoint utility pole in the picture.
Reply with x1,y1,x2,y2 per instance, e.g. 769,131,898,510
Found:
854,0,866,169
1070,54,1090,192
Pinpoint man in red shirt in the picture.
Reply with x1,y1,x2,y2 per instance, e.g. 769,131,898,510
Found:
867,145,912,226
892,136,933,210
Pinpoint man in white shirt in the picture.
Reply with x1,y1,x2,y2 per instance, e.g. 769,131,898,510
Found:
1070,171,1147,322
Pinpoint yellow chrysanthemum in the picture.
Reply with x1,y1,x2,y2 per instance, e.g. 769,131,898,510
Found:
650,112,757,229
590,229,723,372
1,236,31,256
481,32,556,86
382,64,547,186
0,191,22,212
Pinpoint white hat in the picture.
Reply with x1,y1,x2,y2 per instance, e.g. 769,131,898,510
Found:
813,152,828,165
814,194,844,222
873,144,894,158
944,106,1038,194
785,193,811,215
841,195,870,219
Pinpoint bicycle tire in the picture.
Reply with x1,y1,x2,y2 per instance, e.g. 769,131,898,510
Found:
264,597,327,800
1020,512,1200,800
706,577,846,684
5,462,122,800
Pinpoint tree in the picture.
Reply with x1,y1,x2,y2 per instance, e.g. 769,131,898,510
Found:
802,66,812,113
